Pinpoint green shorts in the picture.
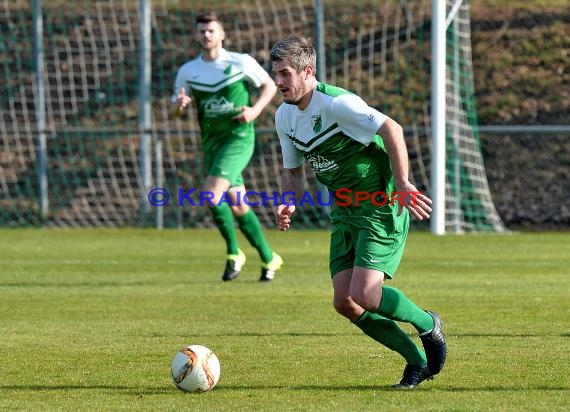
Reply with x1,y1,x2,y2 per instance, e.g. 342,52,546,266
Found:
203,126,254,188
329,204,409,279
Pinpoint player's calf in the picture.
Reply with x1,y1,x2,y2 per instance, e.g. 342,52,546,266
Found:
419,311,447,375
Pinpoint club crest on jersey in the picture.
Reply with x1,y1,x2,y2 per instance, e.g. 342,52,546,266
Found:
223,65,233,75
311,115,322,133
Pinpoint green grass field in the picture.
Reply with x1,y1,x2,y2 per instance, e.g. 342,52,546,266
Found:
1,228,569,411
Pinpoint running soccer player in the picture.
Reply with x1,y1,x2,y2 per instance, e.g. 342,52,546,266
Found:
172,12,282,282
270,35,446,388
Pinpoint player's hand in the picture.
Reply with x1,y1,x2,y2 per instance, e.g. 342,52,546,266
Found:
176,87,192,112
232,106,259,124
276,204,296,231
393,181,432,221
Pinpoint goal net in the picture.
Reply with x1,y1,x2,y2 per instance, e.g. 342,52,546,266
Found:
0,0,504,232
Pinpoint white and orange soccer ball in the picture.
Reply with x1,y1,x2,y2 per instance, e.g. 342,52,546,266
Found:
170,344,221,393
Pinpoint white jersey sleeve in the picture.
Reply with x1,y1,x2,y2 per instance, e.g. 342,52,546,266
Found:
240,53,270,88
331,93,388,145
275,107,305,169
171,62,191,103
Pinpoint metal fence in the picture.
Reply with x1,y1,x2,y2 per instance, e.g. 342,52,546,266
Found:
0,1,568,230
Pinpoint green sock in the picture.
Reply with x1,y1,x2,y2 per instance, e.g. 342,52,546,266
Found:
209,203,239,255
376,286,435,334
354,311,426,365
236,210,273,263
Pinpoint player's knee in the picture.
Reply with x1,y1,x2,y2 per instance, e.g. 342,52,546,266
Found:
230,203,249,216
333,297,358,319
350,291,377,313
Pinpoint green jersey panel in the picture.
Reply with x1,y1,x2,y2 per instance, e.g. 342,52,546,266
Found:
173,49,270,146
275,82,394,215
190,78,251,136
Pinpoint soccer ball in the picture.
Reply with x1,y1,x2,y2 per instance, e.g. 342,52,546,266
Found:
170,344,221,393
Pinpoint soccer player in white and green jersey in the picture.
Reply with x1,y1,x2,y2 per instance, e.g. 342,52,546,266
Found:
172,12,282,282
270,36,446,389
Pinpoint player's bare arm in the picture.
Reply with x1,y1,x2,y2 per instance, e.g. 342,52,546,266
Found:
172,87,192,118
276,166,305,231
378,118,432,220
232,77,277,123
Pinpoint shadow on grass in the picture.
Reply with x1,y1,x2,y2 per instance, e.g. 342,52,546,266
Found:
0,281,208,288
0,279,279,288
2,383,569,394
452,332,570,338
0,385,172,395
163,331,570,338
218,384,570,392
170,331,359,338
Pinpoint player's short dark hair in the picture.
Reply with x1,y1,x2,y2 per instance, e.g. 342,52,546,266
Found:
196,12,223,28
270,35,317,72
